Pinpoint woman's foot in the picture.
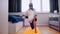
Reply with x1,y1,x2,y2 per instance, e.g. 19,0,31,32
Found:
35,30,37,33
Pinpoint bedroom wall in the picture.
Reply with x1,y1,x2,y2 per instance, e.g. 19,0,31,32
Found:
0,0,8,34
9,12,59,26
9,12,21,15
37,13,59,26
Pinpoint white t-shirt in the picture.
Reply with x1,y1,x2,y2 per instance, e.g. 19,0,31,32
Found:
26,9,36,20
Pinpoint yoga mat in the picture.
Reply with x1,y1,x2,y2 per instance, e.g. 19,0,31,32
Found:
24,27,40,34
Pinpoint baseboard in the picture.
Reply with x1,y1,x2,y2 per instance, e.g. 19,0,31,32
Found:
24,25,48,27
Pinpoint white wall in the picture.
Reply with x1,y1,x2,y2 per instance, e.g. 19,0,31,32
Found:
9,12,21,15
0,0,8,34
9,12,59,26
37,13,59,26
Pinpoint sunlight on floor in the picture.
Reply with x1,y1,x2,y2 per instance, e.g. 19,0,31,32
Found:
24,27,40,34
16,27,60,34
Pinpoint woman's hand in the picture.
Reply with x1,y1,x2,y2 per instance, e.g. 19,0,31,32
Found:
28,20,32,23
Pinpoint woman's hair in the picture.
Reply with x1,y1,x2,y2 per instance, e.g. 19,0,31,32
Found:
29,3,34,10
29,3,33,7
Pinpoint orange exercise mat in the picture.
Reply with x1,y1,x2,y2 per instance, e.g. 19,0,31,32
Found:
24,27,40,34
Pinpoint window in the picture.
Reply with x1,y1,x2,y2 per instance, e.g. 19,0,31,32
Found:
21,0,29,12
42,0,50,13
21,0,50,13
32,0,41,13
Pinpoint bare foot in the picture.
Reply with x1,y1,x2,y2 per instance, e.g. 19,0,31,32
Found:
35,30,37,33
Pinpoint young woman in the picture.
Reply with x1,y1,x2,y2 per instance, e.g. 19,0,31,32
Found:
26,3,37,33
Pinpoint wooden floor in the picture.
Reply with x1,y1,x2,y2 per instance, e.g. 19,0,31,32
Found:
16,26,60,34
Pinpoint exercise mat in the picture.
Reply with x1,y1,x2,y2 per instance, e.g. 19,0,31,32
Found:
24,27,40,34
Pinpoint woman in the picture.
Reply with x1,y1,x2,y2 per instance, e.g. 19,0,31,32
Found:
26,3,37,33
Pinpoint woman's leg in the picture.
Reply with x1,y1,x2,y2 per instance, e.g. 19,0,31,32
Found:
29,20,34,29
34,21,37,33
30,23,34,29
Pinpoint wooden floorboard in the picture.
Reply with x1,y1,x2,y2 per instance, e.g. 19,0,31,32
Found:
16,26,60,34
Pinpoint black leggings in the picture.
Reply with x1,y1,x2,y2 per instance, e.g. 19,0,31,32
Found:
30,18,37,29
30,23,34,29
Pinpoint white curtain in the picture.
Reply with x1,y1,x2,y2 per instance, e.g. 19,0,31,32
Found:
21,0,50,13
